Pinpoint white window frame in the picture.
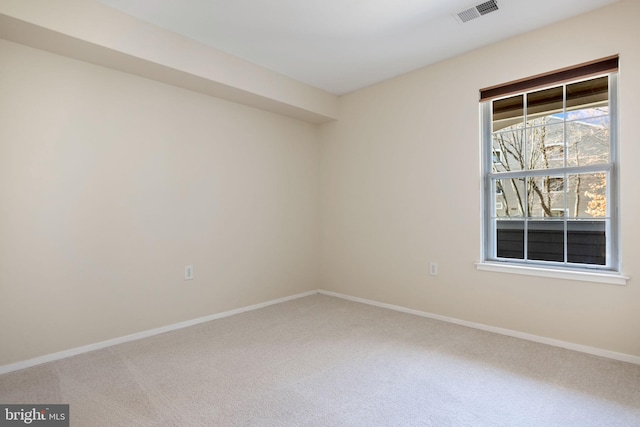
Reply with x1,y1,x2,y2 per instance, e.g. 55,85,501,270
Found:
478,70,627,284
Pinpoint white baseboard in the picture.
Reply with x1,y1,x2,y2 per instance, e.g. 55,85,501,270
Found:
319,290,640,366
3,288,638,375
0,290,319,375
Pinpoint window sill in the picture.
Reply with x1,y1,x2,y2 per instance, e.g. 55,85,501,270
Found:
475,262,629,285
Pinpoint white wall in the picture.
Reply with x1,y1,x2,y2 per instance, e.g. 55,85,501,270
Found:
0,39,320,366
320,0,640,357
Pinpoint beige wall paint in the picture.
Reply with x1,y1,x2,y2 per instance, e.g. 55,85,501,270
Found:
2,0,639,368
0,39,320,365
320,0,640,357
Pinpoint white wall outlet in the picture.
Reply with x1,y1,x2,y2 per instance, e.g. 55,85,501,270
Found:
429,262,438,276
184,265,194,280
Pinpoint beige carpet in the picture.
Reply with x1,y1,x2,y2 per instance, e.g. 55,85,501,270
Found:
1,294,639,426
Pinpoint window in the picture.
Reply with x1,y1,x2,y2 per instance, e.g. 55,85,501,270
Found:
492,149,503,164
480,57,619,272
547,177,564,193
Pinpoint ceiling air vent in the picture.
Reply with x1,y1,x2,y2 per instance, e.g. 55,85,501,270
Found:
456,0,499,23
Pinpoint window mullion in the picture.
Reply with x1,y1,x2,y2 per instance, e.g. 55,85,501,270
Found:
489,163,612,180
608,73,619,270
563,83,568,265
523,92,529,261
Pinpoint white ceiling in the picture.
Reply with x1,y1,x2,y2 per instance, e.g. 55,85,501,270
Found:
96,0,619,95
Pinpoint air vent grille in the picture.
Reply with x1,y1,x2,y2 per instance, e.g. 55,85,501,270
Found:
456,0,499,23
457,7,480,23
476,0,499,16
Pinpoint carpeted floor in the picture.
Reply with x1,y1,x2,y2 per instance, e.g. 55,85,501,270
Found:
1,294,639,426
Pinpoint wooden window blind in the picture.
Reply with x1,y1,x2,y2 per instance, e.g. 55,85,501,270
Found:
479,55,618,102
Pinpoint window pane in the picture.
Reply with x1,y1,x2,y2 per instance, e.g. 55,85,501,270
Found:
567,173,607,218
527,176,565,218
545,144,565,168
527,123,565,170
528,220,564,262
496,220,524,260
566,76,608,120
567,117,609,167
493,95,523,132
495,178,525,218
526,86,564,127
492,131,524,172
483,70,616,271
567,220,606,265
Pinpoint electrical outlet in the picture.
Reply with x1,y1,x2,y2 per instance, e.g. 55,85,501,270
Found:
184,265,194,280
429,262,438,276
